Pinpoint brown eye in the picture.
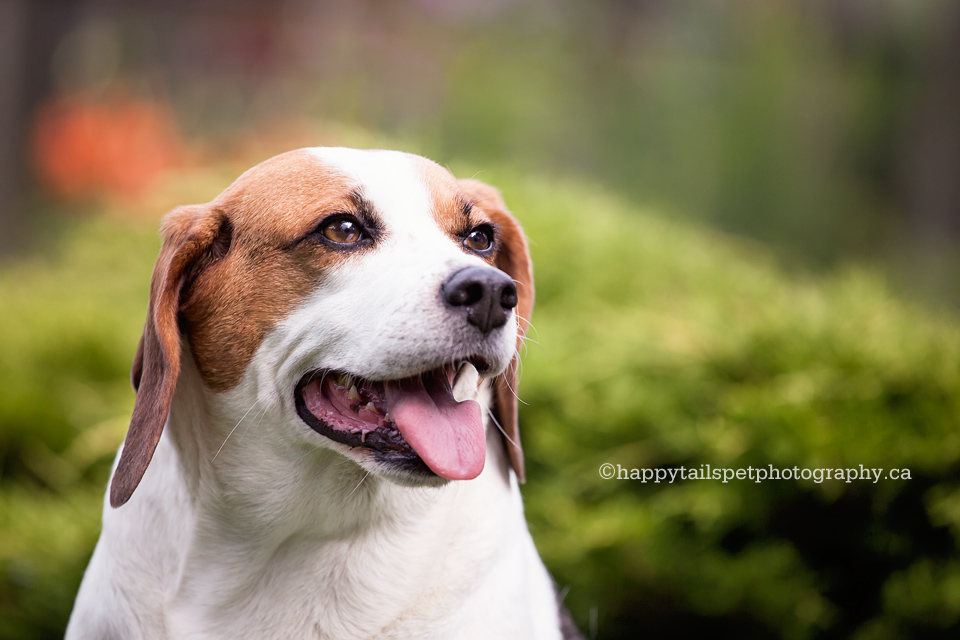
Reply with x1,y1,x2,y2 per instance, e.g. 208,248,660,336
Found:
463,225,493,252
322,217,363,244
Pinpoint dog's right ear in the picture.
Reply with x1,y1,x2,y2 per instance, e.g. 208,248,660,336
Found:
111,204,231,508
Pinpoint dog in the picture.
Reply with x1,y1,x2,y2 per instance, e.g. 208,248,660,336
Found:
66,148,581,639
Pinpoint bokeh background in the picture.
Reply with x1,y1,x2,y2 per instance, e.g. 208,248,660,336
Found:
2,1,960,638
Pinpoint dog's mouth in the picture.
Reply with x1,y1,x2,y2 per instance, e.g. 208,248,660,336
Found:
294,359,489,481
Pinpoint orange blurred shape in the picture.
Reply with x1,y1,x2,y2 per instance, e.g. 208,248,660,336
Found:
31,94,183,202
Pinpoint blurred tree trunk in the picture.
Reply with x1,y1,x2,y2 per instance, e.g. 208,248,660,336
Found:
904,2,960,245
0,0,29,255
0,0,77,257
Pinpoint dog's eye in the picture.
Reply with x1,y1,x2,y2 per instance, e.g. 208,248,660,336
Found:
463,225,494,253
321,216,363,245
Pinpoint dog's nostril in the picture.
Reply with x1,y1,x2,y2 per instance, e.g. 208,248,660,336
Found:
500,283,518,310
447,282,485,308
441,266,516,334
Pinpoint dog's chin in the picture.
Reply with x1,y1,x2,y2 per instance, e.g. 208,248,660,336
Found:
294,358,491,485
372,461,451,489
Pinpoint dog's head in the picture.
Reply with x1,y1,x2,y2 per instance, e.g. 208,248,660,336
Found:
110,148,533,508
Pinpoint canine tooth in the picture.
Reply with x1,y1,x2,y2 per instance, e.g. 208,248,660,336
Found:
384,412,393,423
365,402,381,415
336,373,351,387
452,362,479,402
347,385,361,401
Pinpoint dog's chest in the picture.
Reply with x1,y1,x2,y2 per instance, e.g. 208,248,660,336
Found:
164,491,542,640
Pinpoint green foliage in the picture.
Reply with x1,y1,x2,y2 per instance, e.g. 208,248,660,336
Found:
0,218,157,638
478,170,960,638
413,1,935,267
3,172,960,638
0,488,103,640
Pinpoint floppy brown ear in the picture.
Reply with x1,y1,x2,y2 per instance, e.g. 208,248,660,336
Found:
458,179,534,484
110,205,228,507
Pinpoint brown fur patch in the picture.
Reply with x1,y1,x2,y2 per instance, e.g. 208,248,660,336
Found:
415,160,499,266
180,151,361,391
112,150,360,506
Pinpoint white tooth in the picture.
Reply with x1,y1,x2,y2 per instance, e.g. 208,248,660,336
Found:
347,385,361,401
384,412,393,423
452,362,479,402
365,402,380,415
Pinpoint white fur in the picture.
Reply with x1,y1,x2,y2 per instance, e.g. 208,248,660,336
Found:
67,149,562,640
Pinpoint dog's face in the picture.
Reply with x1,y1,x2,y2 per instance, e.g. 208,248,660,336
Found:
110,148,533,507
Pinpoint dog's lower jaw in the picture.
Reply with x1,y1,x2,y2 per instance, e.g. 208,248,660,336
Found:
69,363,562,640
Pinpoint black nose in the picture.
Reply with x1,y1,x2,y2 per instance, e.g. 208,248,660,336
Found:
441,266,518,334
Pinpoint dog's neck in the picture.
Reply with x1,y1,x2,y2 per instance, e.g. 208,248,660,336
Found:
133,356,525,637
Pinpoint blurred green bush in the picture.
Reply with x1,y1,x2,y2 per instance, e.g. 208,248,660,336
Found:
2,167,960,639
0,217,156,639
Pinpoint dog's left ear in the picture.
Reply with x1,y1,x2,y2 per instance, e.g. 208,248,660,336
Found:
458,179,534,483
111,204,230,507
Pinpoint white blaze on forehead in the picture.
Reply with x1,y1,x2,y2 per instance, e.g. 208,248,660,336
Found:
305,147,442,240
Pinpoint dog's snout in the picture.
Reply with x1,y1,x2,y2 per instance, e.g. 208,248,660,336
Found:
441,266,517,334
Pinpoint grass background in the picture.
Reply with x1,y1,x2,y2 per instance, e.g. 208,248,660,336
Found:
3,152,960,638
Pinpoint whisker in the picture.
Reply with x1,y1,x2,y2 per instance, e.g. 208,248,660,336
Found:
517,333,540,347
238,402,269,446
502,368,529,406
346,471,370,500
334,457,353,495
213,399,262,461
483,403,520,449
514,312,540,341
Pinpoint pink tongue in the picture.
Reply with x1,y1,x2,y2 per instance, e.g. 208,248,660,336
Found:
384,374,485,480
